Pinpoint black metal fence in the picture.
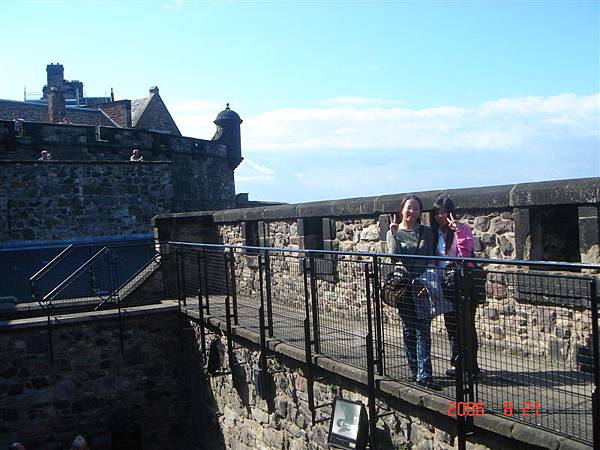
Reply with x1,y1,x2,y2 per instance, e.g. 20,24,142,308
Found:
170,242,599,447
30,240,158,306
27,240,160,364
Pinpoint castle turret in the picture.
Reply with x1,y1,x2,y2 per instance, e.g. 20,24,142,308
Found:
213,103,243,169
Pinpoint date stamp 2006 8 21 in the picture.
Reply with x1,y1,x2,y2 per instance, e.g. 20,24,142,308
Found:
448,401,541,417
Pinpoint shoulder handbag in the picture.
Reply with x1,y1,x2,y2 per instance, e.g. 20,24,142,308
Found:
381,227,422,308
442,256,487,305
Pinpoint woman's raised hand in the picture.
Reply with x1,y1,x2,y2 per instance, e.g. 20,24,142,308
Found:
447,212,459,232
389,213,399,236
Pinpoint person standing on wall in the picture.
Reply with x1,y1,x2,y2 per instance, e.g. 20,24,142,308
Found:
431,197,480,378
38,149,52,161
387,195,441,390
130,149,143,162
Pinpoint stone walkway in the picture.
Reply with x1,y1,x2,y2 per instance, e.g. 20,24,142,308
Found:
179,294,594,446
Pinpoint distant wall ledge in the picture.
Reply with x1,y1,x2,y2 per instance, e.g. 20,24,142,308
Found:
0,160,172,165
198,178,599,223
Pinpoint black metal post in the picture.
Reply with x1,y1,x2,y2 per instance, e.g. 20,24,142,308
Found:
364,263,378,450
302,257,316,422
198,289,206,366
258,252,266,333
259,302,267,370
453,261,467,450
109,251,124,356
371,256,384,376
175,247,182,312
224,277,234,363
197,251,204,318
46,304,54,365
264,250,274,338
229,247,239,325
309,253,321,354
203,246,210,315
180,249,187,307
590,278,599,448
175,247,185,352
31,280,37,303
366,330,377,450
463,264,477,404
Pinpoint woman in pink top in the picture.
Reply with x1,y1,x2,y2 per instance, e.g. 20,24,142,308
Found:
431,197,480,378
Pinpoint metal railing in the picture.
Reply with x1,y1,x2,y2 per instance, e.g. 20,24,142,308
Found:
30,243,74,302
27,240,157,305
36,240,160,363
170,241,599,448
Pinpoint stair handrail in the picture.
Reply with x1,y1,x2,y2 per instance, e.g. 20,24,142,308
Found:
30,244,75,301
95,251,161,310
42,247,110,304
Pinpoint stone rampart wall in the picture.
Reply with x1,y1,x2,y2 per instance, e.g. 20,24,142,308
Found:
0,304,197,450
156,176,599,368
0,120,228,162
0,161,173,242
185,315,583,450
0,119,238,244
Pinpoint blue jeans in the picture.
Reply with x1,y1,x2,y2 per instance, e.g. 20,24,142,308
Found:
401,313,433,381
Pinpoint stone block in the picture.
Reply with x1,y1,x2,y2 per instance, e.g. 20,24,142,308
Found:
474,216,490,232
489,217,513,235
511,422,560,449
499,235,514,256
360,224,380,241
480,233,496,246
263,427,285,449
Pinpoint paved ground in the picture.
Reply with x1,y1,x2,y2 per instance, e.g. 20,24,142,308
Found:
180,294,594,446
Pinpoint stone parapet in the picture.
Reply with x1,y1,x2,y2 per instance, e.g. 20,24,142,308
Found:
0,302,196,450
157,178,599,266
183,308,593,450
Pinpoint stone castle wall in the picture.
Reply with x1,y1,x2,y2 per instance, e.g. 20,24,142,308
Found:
0,120,237,244
184,318,574,450
155,178,599,370
0,305,198,450
0,161,173,242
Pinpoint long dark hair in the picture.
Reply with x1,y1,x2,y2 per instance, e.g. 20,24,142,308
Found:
398,194,423,224
431,197,457,255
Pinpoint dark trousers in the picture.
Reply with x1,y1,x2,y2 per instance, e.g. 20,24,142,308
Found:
444,304,479,371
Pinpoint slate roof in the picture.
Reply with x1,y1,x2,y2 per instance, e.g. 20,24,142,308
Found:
130,89,181,136
0,99,118,127
131,95,153,127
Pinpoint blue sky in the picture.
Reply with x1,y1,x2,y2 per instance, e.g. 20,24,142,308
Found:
1,1,598,203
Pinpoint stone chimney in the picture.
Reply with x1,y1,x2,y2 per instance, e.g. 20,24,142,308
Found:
46,63,64,90
47,87,65,123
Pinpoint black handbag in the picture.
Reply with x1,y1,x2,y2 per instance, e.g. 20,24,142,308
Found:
443,261,487,305
381,265,411,308
382,227,423,308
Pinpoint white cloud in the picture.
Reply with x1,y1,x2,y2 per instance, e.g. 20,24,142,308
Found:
169,91,599,202
164,0,184,10
238,93,598,153
171,92,598,152
319,96,391,107
236,159,275,183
